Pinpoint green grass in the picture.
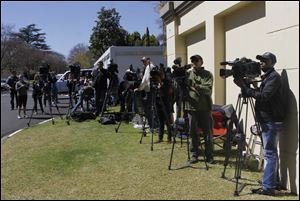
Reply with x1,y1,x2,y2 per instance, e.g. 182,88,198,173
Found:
1,118,298,200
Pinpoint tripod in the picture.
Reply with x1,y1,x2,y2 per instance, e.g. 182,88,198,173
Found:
100,73,117,118
65,80,78,125
168,98,209,171
28,82,63,127
139,82,174,151
115,86,135,133
221,93,262,196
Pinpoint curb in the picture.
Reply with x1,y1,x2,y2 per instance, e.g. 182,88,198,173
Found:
1,119,53,144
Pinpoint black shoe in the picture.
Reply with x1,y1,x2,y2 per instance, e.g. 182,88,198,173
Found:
189,157,199,164
251,187,275,196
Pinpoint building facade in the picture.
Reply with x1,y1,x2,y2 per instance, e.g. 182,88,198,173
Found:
94,46,166,80
160,1,299,194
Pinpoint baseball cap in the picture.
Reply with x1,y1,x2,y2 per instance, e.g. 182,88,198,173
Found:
141,56,150,61
190,54,203,63
256,52,277,64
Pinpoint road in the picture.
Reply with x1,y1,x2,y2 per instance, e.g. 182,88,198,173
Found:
1,89,70,138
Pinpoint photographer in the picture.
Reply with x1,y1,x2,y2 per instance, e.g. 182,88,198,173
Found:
185,55,214,164
92,61,109,116
6,70,19,110
32,73,45,115
234,52,283,196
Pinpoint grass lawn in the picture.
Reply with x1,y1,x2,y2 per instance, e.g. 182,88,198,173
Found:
1,118,298,200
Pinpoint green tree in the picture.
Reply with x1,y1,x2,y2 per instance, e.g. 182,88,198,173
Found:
128,31,142,46
89,7,128,59
68,43,94,68
12,24,50,50
142,27,150,46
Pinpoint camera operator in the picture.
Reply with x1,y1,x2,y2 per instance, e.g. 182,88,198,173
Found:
155,64,174,144
119,69,137,113
6,70,19,110
32,73,45,115
50,72,58,105
92,61,109,116
185,54,214,164
67,73,77,108
134,56,156,129
234,52,283,196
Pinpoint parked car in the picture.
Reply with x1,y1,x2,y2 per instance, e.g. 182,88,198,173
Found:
1,79,9,91
56,68,93,94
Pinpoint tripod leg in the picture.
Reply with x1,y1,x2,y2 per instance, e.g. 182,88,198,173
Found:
27,107,35,127
54,102,63,120
139,115,147,144
168,132,176,170
48,98,54,125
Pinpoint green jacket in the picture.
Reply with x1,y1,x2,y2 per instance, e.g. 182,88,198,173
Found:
184,67,213,111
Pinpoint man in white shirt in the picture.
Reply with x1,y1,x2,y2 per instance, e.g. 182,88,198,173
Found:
135,56,156,129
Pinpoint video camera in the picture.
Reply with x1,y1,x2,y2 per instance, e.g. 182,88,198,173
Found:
220,57,261,80
107,61,119,75
172,57,192,78
124,70,138,82
69,63,81,80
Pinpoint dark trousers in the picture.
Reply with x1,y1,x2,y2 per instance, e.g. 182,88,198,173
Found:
157,97,172,141
10,90,18,109
33,95,44,113
188,110,213,160
95,90,106,116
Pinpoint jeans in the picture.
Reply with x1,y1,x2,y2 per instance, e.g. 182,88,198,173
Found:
261,121,282,190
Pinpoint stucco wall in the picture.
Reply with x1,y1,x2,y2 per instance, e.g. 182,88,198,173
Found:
162,1,299,194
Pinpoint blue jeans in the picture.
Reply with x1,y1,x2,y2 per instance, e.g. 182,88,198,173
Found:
261,121,282,190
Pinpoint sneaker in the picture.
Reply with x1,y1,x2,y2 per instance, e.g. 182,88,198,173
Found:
34,111,37,115
251,187,275,196
17,115,22,119
189,157,199,164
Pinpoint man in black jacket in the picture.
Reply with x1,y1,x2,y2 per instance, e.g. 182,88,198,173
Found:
6,71,19,110
234,52,283,196
92,61,109,116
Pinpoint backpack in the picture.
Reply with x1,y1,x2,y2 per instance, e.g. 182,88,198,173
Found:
71,111,96,122
100,115,117,125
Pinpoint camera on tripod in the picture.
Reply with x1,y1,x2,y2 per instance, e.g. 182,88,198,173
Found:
172,57,192,78
69,63,81,80
220,57,261,80
107,61,119,75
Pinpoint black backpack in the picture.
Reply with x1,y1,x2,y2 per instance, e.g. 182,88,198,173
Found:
71,111,96,122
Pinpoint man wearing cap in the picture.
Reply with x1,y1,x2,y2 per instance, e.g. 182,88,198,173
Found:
234,52,283,196
134,57,156,129
185,54,214,164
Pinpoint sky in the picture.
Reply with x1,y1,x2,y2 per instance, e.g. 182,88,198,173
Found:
1,1,163,58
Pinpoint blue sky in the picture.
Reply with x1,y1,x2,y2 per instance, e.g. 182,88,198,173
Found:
1,1,162,58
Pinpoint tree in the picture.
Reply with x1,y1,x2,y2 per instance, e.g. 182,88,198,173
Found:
89,7,128,59
143,27,150,46
12,24,50,50
68,43,94,68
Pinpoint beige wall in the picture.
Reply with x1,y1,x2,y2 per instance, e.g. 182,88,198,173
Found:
163,1,299,194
